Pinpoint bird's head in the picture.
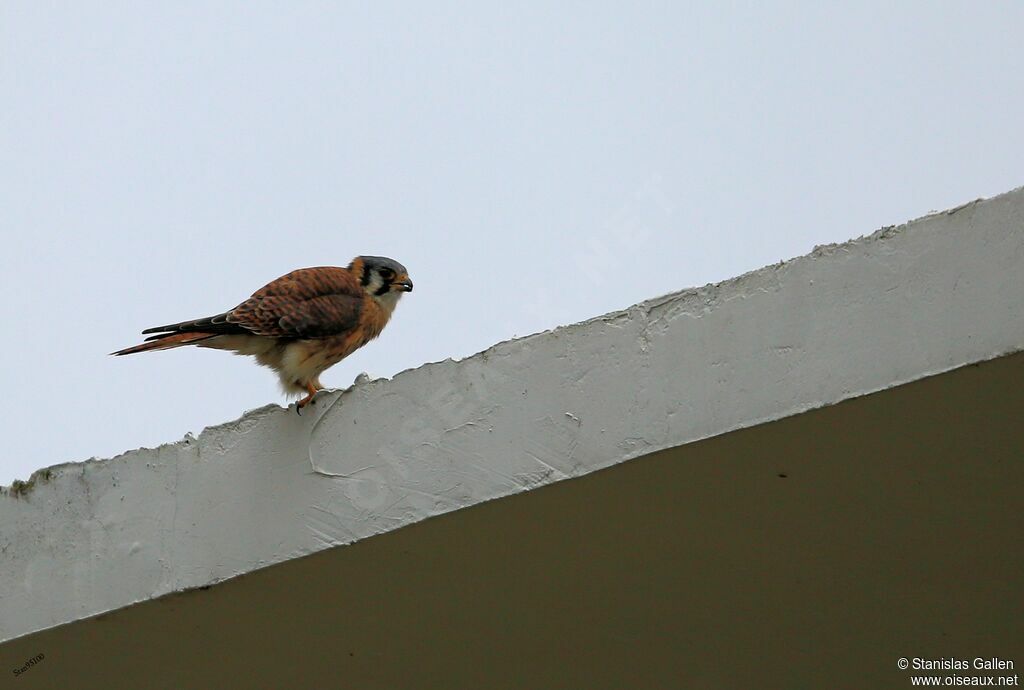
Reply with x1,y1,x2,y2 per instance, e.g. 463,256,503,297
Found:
350,256,413,310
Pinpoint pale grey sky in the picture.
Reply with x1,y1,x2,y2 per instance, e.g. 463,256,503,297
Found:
2,2,1022,484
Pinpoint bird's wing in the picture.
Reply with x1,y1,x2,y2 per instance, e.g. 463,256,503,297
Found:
139,266,364,340
225,266,365,338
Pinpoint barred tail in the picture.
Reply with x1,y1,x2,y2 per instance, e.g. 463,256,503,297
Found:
110,332,216,356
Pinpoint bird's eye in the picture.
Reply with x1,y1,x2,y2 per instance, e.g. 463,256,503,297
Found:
379,268,394,280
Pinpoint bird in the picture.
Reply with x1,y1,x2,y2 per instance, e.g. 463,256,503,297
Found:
112,256,413,411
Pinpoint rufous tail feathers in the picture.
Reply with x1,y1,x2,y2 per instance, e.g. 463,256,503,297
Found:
110,332,216,356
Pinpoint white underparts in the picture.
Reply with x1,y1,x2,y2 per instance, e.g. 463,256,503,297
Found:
373,290,402,315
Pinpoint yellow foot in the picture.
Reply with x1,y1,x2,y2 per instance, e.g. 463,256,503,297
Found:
295,382,320,415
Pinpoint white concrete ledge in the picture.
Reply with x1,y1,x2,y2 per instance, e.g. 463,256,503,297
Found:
2,187,1023,643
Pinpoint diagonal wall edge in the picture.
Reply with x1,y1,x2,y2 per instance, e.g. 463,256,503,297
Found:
2,187,1023,643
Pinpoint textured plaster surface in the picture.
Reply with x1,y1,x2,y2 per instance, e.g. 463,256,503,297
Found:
2,187,1023,643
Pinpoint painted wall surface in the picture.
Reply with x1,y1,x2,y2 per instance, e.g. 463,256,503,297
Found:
2,352,1022,688
1,188,1022,643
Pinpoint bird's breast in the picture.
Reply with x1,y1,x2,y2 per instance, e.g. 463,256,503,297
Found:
281,297,393,380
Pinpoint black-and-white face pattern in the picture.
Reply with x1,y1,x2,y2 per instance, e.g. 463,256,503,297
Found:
358,256,413,302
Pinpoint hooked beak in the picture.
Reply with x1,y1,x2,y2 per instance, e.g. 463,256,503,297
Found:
394,276,414,292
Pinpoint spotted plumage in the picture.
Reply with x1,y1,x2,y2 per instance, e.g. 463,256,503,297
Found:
113,256,413,409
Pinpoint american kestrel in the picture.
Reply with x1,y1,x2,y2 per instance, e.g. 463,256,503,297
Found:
113,256,413,410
